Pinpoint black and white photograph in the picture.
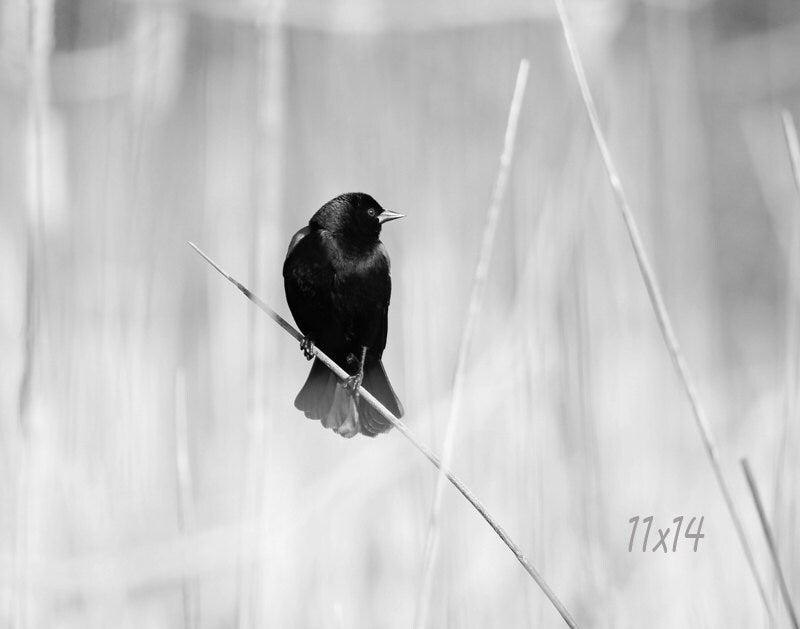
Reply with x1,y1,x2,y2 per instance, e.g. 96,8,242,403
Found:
1,0,799,626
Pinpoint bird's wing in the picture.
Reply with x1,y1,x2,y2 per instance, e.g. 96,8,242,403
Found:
364,244,392,357
283,229,344,354
375,243,392,357
374,294,389,356
285,225,312,258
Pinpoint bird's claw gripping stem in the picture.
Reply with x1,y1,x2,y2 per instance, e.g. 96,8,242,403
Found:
344,372,363,395
300,337,315,360
344,345,368,399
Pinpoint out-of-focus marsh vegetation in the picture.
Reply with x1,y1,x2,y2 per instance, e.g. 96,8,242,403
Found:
1,0,799,626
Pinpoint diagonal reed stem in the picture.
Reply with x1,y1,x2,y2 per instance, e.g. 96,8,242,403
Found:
553,0,772,618
775,108,800,586
741,459,799,629
781,110,800,195
415,58,530,629
188,241,579,628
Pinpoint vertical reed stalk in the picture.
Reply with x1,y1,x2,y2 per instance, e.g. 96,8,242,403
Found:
238,4,286,627
554,0,772,617
414,58,530,629
175,371,200,629
774,108,800,615
741,459,799,629
15,0,53,626
776,110,800,495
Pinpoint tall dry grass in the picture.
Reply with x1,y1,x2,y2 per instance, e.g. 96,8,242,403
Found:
1,1,799,628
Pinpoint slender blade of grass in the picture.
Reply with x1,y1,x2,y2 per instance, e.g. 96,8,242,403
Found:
775,107,800,619
174,371,200,629
554,0,772,617
781,110,800,193
238,9,286,628
414,58,530,629
188,241,579,628
741,459,799,629
778,110,800,488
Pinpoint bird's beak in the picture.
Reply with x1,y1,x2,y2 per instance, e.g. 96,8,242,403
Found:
378,209,405,224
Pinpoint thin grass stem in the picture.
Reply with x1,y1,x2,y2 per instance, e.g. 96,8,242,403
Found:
779,109,800,446
175,371,200,629
414,58,529,629
554,0,772,617
238,8,286,627
188,241,579,628
741,459,799,629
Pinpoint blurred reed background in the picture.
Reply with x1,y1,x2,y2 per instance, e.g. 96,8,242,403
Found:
1,0,799,626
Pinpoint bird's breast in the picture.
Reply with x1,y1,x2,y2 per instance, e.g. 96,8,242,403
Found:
329,239,387,274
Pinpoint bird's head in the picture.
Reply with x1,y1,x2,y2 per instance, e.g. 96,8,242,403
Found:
310,192,404,244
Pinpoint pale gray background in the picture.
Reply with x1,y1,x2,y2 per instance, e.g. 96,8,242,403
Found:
1,0,798,626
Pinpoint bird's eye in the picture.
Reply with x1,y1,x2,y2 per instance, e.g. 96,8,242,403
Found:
367,208,377,217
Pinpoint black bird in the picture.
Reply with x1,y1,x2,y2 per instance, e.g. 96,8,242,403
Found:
283,192,404,438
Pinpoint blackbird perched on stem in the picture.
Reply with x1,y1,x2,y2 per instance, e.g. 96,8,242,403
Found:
283,192,404,438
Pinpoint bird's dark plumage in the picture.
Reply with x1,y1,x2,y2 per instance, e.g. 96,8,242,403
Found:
283,192,404,437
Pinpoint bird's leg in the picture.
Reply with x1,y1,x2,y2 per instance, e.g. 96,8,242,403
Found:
344,346,368,398
299,336,315,360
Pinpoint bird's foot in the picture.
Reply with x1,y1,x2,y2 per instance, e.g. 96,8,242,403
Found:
344,346,367,399
344,371,364,399
300,337,315,360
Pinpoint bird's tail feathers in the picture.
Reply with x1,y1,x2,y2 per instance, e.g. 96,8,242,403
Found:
294,357,403,438
359,359,403,437
294,359,337,420
322,383,360,438
294,359,360,438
